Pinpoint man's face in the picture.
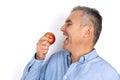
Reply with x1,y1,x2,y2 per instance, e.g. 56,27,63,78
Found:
61,10,86,52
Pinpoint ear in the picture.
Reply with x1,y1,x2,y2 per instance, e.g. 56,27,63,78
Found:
84,25,94,38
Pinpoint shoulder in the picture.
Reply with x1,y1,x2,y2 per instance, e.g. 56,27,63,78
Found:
85,54,120,79
97,57,120,79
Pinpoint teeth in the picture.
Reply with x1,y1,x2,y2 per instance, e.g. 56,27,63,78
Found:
63,35,68,39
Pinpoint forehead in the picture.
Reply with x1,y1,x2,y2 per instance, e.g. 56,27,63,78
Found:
66,10,84,22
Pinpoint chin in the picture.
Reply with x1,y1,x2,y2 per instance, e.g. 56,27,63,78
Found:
63,45,70,52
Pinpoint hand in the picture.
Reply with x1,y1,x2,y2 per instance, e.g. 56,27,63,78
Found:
36,36,50,60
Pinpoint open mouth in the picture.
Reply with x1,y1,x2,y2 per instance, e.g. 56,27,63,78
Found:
63,35,69,44
64,35,68,40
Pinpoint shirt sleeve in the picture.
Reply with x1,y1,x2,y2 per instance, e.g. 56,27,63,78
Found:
21,54,45,80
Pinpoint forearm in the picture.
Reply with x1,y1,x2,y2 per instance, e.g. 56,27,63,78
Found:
21,55,44,80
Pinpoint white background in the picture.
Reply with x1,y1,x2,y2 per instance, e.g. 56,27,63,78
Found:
0,0,120,80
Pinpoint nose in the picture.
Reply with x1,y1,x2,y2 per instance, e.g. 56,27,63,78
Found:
60,24,65,32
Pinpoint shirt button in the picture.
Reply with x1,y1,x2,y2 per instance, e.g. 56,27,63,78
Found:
63,75,67,80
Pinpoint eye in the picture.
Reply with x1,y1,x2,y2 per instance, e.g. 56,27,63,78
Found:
66,23,72,27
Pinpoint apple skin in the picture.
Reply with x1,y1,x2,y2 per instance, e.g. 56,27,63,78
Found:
44,32,55,44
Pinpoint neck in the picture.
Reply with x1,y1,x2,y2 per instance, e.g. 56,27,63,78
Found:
70,44,93,63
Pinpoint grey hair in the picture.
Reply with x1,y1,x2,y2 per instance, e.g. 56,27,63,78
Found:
71,6,102,45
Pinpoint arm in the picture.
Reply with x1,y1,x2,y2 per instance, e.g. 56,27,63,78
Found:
21,36,51,80
21,55,44,80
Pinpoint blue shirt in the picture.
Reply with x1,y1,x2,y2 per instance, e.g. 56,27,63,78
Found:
21,49,120,80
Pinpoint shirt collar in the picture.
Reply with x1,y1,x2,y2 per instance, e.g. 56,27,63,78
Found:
79,48,98,64
64,48,98,64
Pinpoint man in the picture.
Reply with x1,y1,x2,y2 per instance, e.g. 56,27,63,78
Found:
21,6,120,80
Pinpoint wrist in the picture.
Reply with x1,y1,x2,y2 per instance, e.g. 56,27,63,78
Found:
35,53,44,60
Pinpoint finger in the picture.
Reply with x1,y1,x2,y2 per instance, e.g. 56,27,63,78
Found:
36,40,50,49
41,41,50,46
41,45,49,50
39,36,49,42
42,50,48,54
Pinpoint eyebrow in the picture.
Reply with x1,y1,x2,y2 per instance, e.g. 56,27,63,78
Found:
65,19,72,23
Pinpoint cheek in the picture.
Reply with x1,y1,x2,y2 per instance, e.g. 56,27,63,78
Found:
71,32,83,43
70,34,79,44
67,27,82,43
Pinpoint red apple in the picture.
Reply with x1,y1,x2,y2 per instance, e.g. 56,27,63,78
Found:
44,32,55,45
